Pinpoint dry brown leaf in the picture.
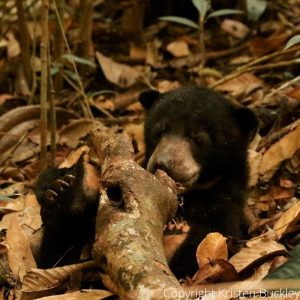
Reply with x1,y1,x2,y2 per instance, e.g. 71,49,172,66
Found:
246,227,278,247
129,43,146,61
273,201,300,239
6,32,20,58
286,85,300,100
216,72,263,98
146,39,163,68
34,289,113,300
259,120,300,181
156,80,181,93
96,51,140,88
221,19,250,39
192,259,238,285
185,261,274,300
196,232,228,268
166,40,190,57
248,214,281,234
58,145,91,168
0,120,39,160
259,186,294,205
21,261,98,299
59,119,105,149
0,184,26,213
279,178,294,189
223,260,274,298
229,56,252,65
123,123,144,153
229,240,287,273
249,32,292,57
0,94,14,105
6,214,37,280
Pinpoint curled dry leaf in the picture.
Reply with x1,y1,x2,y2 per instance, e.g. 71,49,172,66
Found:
96,51,140,88
273,201,300,239
196,232,228,269
259,120,300,181
0,105,77,135
21,261,98,299
229,240,287,274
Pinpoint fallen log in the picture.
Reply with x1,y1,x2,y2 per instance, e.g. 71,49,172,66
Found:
91,130,187,299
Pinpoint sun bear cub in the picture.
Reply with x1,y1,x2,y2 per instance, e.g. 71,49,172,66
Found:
139,86,258,278
35,86,257,279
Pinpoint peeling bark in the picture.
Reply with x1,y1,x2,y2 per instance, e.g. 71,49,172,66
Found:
91,130,186,299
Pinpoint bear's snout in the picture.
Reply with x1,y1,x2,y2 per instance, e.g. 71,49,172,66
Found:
147,135,201,188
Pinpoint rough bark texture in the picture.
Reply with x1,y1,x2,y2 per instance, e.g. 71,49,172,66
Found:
91,130,186,299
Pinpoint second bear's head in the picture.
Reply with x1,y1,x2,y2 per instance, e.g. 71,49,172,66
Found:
139,86,258,189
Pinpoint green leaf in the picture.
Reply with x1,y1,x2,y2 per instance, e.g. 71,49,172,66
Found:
159,16,199,29
0,194,20,201
247,0,267,22
284,35,300,50
207,9,244,19
88,90,117,98
265,244,300,279
192,0,211,17
62,54,96,67
50,66,59,76
64,69,79,82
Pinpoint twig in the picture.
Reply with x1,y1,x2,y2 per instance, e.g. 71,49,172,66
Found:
29,2,38,103
48,52,56,167
15,0,32,87
261,75,300,105
53,0,64,92
53,0,95,121
237,45,300,71
199,15,206,70
77,0,93,64
0,126,38,170
40,0,50,170
211,58,300,88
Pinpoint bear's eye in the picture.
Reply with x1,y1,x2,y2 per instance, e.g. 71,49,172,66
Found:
153,123,165,138
191,131,207,145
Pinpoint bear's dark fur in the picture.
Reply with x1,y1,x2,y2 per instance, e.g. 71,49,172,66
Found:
35,158,99,268
139,86,258,278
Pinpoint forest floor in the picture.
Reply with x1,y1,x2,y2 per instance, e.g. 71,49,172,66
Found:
0,1,300,299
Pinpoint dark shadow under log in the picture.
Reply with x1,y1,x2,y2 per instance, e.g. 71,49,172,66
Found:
91,130,187,299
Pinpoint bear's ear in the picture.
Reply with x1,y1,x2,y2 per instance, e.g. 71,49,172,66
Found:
139,89,161,110
233,107,258,138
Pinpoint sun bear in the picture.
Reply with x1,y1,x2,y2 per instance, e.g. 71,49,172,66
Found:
34,86,257,279
139,86,258,278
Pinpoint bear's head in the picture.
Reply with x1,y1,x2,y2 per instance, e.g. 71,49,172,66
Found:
139,87,258,189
